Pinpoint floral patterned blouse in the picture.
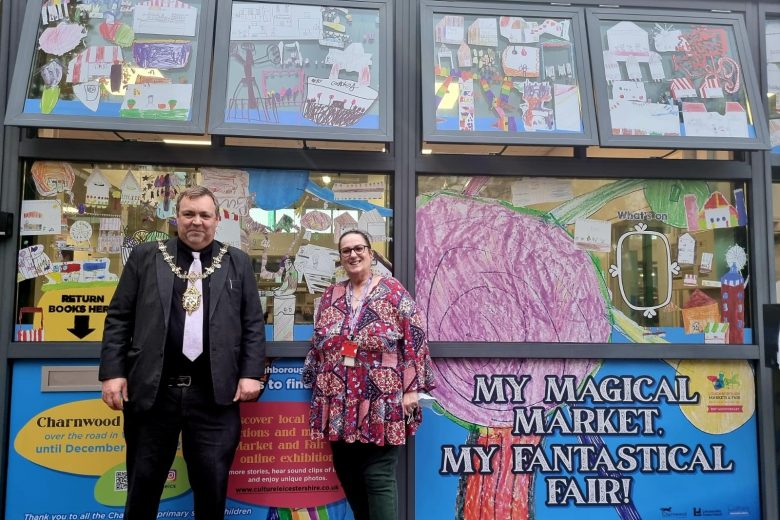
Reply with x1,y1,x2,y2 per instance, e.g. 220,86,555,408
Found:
303,277,436,446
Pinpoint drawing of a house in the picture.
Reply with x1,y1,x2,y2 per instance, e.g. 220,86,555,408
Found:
698,191,738,229
120,170,142,206
720,264,745,344
457,43,472,67
606,22,649,58
435,15,464,45
333,212,358,242
358,210,386,241
85,168,111,207
468,18,498,47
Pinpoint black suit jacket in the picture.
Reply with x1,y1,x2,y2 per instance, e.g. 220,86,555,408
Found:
99,238,266,411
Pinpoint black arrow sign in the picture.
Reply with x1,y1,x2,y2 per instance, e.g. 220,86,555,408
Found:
68,315,95,339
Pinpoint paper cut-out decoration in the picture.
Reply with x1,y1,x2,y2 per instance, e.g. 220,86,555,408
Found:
30,161,75,201
18,245,54,281
458,78,475,131
435,15,464,45
121,83,192,120
678,233,695,264
302,76,378,127
703,322,728,344
498,17,528,43
683,274,698,286
682,102,748,138
40,60,64,88
248,169,308,210
98,217,122,254
357,209,386,241
468,18,498,47
69,220,93,243
201,168,253,217
215,209,242,249
133,0,198,37
230,3,321,40
553,84,581,132
607,22,650,58
603,51,622,82
333,213,358,242
15,307,45,342
437,44,454,69
300,210,331,231
720,246,746,344
294,244,339,293
41,0,71,25
99,12,135,47
46,258,118,284
120,171,142,206
502,46,539,77
644,180,710,229
39,22,87,55
332,182,384,201
681,289,720,334
511,177,572,207
461,176,489,197
699,77,724,98
653,24,683,52
612,81,646,102
326,43,373,78
684,194,700,231
66,46,124,84
609,223,680,318
85,168,111,207
20,200,62,236
670,77,696,100
519,81,553,131
133,41,192,69
610,100,679,136
574,218,612,253
734,188,747,226
698,191,738,229
457,43,472,67
71,81,101,111
531,19,571,41
700,252,714,273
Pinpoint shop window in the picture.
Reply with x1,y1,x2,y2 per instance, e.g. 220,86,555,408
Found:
6,0,214,133
15,162,392,342
587,9,769,150
420,2,597,146
208,0,393,142
416,176,750,344
768,17,780,153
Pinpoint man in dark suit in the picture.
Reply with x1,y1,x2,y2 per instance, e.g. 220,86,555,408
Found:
100,186,265,520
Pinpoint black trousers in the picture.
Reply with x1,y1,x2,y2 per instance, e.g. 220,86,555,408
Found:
123,383,241,520
330,441,401,520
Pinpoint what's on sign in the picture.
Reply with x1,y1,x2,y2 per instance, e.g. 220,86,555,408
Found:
35,286,115,341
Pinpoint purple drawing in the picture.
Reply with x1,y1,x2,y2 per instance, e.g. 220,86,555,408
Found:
132,41,192,69
228,42,282,123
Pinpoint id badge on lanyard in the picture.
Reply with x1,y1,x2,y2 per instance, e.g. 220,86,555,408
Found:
343,276,372,367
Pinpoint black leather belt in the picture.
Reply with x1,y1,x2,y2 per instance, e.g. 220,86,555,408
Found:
166,375,192,387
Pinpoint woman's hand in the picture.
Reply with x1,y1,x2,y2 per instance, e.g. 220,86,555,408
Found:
403,391,419,417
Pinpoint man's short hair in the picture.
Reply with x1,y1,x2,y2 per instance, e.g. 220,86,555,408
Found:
176,186,220,215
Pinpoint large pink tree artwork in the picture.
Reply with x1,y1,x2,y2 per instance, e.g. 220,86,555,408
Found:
415,193,612,519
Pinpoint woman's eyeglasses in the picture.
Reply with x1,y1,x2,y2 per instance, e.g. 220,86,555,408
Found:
339,245,369,257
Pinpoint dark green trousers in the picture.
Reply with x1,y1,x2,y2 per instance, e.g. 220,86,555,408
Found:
330,441,401,520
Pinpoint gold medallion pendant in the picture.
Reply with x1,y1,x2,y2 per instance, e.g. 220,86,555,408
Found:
182,283,201,315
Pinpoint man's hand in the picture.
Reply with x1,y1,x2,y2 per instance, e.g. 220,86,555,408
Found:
403,391,419,417
233,378,262,402
101,378,128,410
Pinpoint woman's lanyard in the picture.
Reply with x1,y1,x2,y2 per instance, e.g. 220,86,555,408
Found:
345,274,373,339
342,275,372,366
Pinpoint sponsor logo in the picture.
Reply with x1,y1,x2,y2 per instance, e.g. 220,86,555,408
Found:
728,507,750,516
693,507,723,517
661,506,688,518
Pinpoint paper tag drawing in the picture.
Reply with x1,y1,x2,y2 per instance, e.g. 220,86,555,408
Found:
120,171,142,206
573,218,612,253
73,82,101,111
18,245,54,281
677,233,695,264
609,223,681,318
700,252,714,273
20,200,62,236
85,168,111,207
502,46,539,77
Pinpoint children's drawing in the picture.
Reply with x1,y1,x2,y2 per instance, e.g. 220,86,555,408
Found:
201,168,254,217
720,245,747,344
18,245,54,281
133,0,198,37
20,200,62,236
85,168,111,207
39,22,88,56
30,161,75,202
300,210,332,231
69,220,93,243
132,41,192,69
120,170,142,206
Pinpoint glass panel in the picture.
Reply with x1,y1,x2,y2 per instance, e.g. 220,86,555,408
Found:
222,1,385,131
21,0,206,122
425,7,591,142
416,176,750,344
15,162,392,342
594,16,758,141
767,18,780,153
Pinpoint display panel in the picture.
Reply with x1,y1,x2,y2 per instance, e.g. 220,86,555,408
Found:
587,9,770,150
416,176,751,344
5,0,215,133
15,161,392,342
421,1,597,145
6,359,355,519
209,0,393,141
416,358,760,519
767,17,780,153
